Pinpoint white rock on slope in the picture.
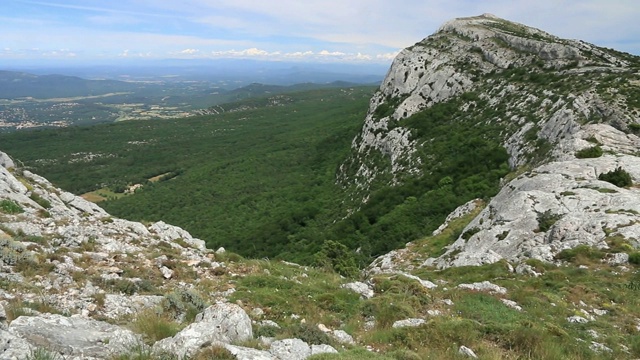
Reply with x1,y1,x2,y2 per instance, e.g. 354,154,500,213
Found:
152,303,253,358
429,152,640,268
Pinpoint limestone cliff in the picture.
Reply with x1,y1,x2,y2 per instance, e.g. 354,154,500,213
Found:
339,13,638,194
346,14,640,269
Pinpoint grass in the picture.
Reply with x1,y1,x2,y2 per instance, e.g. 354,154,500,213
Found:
130,308,183,344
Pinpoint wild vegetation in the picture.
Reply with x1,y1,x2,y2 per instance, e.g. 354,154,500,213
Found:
0,85,510,265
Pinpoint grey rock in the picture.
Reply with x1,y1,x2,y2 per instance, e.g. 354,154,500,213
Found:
101,294,163,319
269,338,311,360
331,330,355,345
515,263,541,277
567,316,589,323
392,318,426,328
606,252,629,265
399,272,437,289
501,299,523,311
459,345,478,358
0,152,15,169
341,281,374,299
150,221,206,251
259,320,280,328
432,152,640,268
8,314,139,359
311,344,338,355
432,199,480,236
225,344,275,360
152,303,253,358
458,281,507,294
590,341,612,353
0,328,32,360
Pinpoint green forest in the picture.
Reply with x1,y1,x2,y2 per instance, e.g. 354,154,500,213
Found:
0,86,509,266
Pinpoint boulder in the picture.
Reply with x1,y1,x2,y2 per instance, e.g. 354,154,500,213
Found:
341,282,374,299
457,281,507,294
269,338,311,360
0,328,32,360
8,314,139,359
152,302,253,358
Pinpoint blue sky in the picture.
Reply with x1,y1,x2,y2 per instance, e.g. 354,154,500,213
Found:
2,0,639,65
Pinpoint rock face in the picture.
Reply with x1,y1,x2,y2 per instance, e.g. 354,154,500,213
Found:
8,314,139,359
153,303,253,358
346,14,640,270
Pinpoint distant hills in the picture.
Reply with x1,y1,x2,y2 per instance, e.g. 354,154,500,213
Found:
0,70,138,99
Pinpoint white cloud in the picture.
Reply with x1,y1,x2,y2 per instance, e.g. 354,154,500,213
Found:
318,50,346,57
180,48,200,55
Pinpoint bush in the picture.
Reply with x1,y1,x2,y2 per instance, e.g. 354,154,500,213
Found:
555,245,604,263
599,167,633,187
536,210,562,232
314,240,359,278
629,252,640,265
0,199,24,214
289,323,333,345
575,146,603,159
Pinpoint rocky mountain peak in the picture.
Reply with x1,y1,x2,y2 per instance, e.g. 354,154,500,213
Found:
339,15,640,269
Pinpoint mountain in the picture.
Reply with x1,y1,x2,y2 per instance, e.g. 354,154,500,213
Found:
339,13,640,267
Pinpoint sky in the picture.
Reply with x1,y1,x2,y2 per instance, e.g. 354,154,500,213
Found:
2,0,639,66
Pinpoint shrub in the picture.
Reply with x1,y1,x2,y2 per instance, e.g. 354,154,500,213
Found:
314,240,359,278
29,193,51,209
289,322,333,345
599,167,633,187
536,210,561,232
555,245,604,263
575,146,603,158
0,199,23,214
629,252,640,265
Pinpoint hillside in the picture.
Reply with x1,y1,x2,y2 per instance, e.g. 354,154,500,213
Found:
338,13,640,265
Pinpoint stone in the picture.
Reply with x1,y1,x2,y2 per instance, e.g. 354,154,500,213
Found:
160,266,174,279
331,330,355,345
501,299,523,311
101,294,163,319
399,272,437,289
459,345,478,358
152,303,253,358
341,281,374,299
457,281,507,294
224,344,275,360
590,341,612,353
150,221,206,251
260,320,280,328
269,338,311,360
392,318,426,328
8,314,139,358
567,316,589,324
0,152,15,169
606,252,629,265
0,328,32,360
311,344,338,355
